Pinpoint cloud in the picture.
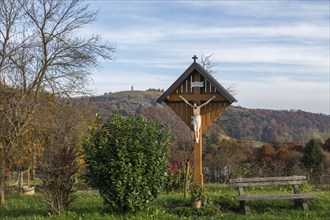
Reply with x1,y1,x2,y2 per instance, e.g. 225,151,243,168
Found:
183,0,329,22
234,77,329,114
84,22,328,73
82,0,329,114
88,23,329,45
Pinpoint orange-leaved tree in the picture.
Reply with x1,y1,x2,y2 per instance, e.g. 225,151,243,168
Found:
0,0,115,205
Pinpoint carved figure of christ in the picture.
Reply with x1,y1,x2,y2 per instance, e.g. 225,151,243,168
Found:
179,95,216,143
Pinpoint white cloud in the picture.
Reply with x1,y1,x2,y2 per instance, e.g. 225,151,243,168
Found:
82,0,329,114
235,77,329,114
87,23,329,45
184,0,329,22
84,22,329,73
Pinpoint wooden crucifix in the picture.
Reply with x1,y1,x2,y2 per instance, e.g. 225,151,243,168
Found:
157,56,236,187
179,95,216,144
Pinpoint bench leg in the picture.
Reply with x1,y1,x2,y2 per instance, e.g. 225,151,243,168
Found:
240,201,251,214
294,199,309,211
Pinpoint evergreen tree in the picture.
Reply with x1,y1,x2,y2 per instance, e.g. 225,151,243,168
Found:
302,139,325,173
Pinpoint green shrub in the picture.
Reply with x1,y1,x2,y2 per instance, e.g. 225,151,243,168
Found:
172,207,192,217
83,113,170,213
171,204,218,217
192,204,219,216
190,184,206,203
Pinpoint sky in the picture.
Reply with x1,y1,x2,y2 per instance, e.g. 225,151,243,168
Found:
83,0,329,114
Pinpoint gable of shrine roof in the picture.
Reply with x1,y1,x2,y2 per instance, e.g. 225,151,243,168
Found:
157,62,237,104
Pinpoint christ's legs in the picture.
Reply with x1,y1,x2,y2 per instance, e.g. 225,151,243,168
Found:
194,127,199,143
193,116,201,143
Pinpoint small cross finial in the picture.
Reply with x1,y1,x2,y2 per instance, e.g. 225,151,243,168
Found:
192,55,198,63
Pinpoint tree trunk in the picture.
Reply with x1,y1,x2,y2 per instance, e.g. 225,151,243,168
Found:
0,142,5,205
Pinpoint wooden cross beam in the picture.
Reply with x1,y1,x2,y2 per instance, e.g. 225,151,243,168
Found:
166,94,227,102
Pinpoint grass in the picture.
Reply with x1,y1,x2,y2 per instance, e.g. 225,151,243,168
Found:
1,184,330,219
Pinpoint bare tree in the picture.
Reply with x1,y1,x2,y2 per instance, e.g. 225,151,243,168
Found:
200,53,219,76
0,0,115,205
0,0,25,204
199,53,237,96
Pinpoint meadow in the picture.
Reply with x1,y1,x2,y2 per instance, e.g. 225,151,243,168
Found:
1,184,330,220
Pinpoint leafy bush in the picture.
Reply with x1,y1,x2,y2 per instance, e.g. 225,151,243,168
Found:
190,184,206,203
172,204,218,217
193,204,219,216
172,207,191,217
83,114,170,213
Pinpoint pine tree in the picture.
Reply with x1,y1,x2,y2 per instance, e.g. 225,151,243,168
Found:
302,139,325,173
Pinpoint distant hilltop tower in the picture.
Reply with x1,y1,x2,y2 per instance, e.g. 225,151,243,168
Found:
131,85,133,91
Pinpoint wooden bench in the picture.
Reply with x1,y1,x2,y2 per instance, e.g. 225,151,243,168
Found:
229,176,316,214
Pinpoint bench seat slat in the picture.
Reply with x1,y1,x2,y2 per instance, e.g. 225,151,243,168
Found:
231,180,307,187
230,176,306,184
236,193,316,201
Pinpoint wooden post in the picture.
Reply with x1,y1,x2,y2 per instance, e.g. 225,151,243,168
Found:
18,171,23,194
27,170,30,187
193,132,203,187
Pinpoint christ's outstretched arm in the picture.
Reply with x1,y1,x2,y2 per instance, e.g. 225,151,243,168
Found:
199,95,216,108
179,95,193,108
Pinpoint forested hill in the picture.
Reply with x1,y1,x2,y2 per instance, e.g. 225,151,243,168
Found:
87,90,330,144
220,107,329,144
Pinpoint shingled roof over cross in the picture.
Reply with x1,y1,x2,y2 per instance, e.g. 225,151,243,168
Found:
157,57,236,104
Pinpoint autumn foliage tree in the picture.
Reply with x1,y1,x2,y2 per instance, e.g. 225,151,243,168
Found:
203,125,253,182
256,144,276,166
0,0,115,205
